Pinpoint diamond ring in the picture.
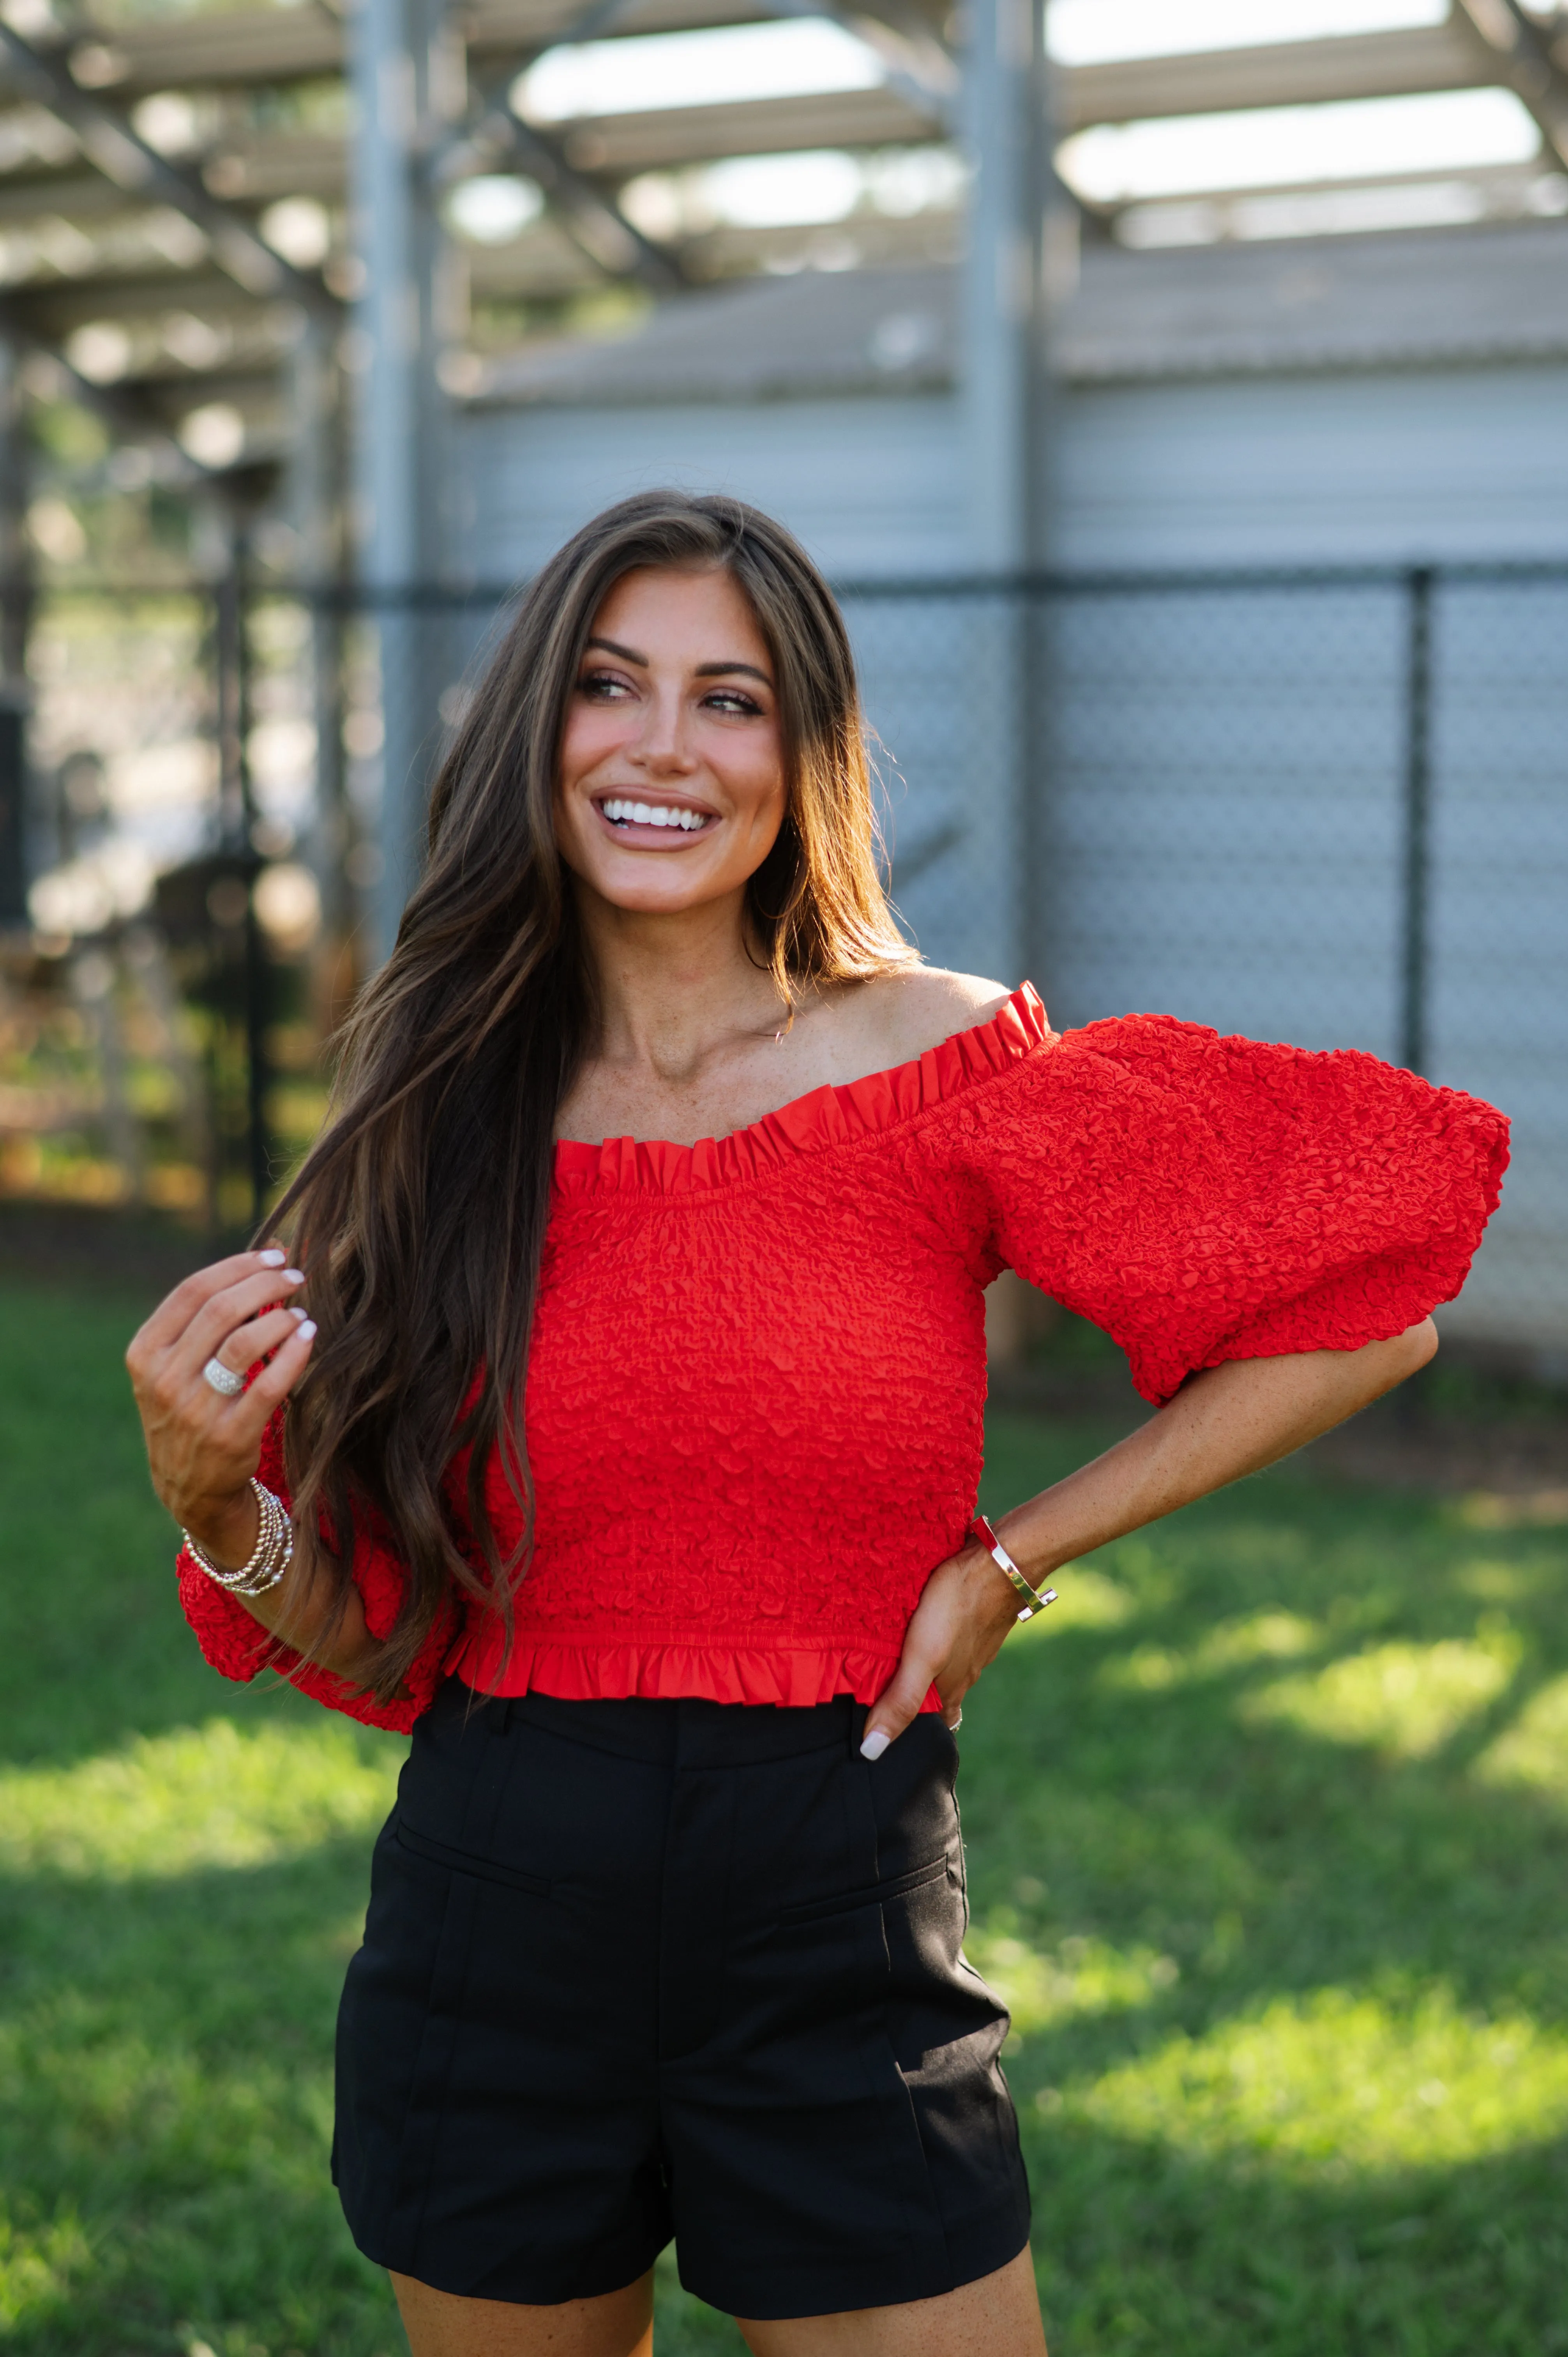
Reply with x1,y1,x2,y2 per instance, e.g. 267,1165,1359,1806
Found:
202,1357,245,1398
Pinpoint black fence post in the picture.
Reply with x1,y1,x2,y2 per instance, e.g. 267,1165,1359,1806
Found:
0,689,24,924
1399,564,1434,1077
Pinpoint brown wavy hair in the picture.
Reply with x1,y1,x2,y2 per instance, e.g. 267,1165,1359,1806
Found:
267,489,915,1701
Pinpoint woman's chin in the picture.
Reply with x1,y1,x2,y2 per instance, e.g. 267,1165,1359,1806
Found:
575,860,743,919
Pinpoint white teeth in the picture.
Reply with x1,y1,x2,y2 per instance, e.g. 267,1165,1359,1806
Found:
600,798,709,832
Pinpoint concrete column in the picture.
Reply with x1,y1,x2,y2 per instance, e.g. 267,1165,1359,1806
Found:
349,0,457,961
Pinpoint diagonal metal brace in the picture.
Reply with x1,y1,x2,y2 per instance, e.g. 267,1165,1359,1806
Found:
0,22,341,322
771,0,959,134
1455,0,1568,166
436,98,687,292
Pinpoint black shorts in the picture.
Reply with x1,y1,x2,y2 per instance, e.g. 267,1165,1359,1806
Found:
334,1679,1031,2320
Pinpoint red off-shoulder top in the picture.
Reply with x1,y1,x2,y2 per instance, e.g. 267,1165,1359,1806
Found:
177,988,1508,1732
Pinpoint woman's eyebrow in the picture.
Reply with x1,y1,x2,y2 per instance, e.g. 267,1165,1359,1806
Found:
584,637,772,688
695,660,772,684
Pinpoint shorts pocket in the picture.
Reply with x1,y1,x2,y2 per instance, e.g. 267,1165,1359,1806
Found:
394,1822,553,1898
774,1853,950,1927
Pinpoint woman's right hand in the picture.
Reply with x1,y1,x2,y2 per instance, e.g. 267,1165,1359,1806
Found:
126,1247,317,1568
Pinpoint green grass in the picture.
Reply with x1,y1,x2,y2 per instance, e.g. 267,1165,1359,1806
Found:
2,1283,1565,2354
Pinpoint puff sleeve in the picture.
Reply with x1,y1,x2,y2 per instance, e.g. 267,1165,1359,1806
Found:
976,1015,1509,1406
176,1402,460,1732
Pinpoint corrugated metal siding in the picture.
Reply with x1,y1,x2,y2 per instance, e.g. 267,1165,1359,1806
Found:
456,395,968,584
457,362,1568,577
1055,365,1568,567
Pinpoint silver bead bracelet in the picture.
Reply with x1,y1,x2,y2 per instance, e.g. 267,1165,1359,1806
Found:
183,1477,295,1597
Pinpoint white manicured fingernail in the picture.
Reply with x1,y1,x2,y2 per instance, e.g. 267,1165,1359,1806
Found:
289,1306,308,1321
297,1319,317,1340
860,1730,891,1761
283,1268,305,1284
259,1248,286,1265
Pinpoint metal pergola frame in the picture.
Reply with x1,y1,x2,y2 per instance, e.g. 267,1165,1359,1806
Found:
0,0,1561,955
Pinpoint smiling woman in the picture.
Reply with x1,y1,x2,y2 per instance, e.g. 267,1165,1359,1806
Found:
557,569,787,880
124,489,1508,2357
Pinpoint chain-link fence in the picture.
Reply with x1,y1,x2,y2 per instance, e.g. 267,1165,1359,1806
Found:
847,566,1567,1359
2,562,1563,1357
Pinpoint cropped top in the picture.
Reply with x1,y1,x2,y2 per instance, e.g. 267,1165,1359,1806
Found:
177,987,1508,1733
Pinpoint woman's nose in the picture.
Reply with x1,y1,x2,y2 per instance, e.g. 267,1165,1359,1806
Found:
630,693,696,771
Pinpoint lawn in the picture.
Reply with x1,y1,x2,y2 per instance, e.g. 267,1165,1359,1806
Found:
2,1275,1566,2355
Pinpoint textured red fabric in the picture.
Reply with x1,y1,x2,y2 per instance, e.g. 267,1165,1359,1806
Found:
176,1399,461,1733
177,986,1508,1732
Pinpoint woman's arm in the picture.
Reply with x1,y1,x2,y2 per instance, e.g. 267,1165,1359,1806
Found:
186,1483,382,1683
126,1249,381,1686
861,1319,1437,1755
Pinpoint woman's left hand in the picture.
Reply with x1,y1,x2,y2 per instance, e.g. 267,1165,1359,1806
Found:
856,1325,1441,1763
860,1542,1021,1756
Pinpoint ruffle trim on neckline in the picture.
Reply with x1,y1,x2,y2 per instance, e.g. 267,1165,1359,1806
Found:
450,1634,942,1714
553,981,1050,1198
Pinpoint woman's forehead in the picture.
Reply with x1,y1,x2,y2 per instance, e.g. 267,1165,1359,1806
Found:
591,563,765,650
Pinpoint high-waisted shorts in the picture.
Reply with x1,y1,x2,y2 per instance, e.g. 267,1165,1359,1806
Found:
334,1679,1031,2320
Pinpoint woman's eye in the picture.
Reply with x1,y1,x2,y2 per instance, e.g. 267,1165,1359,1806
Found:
705,689,762,716
579,671,632,701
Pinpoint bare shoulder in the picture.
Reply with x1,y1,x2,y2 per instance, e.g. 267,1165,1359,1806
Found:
819,965,1014,1077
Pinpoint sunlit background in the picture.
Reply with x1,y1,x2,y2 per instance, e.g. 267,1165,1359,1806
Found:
0,11,1566,2346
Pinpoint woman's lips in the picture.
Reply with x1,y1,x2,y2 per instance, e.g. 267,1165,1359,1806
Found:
594,794,717,843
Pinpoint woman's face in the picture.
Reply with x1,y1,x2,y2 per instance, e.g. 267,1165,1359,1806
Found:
555,565,787,917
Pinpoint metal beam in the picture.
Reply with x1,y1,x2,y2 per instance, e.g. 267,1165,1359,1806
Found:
351,0,459,957
1455,0,1568,164
440,0,689,294
441,0,950,290
0,24,341,323
511,85,937,171
439,96,687,288
962,0,1055,571
961,0,1059,999
770,0,958,131
1059,22,1483,129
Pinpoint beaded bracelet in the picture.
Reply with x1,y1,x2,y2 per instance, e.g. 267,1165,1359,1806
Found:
183,1478,295,1598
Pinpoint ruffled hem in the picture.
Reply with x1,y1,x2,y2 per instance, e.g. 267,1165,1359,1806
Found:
552,983,1051,1197
450,1633,940,1713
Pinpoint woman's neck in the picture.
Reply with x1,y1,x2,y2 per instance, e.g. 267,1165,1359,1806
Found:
576,884,793,1090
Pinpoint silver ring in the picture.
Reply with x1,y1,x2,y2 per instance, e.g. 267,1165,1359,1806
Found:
202,1357,244,1398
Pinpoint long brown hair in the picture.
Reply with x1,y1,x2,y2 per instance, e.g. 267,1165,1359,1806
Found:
269,490,914,1701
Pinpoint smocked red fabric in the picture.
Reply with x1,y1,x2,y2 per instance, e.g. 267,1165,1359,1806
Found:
178,987,1508,1732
